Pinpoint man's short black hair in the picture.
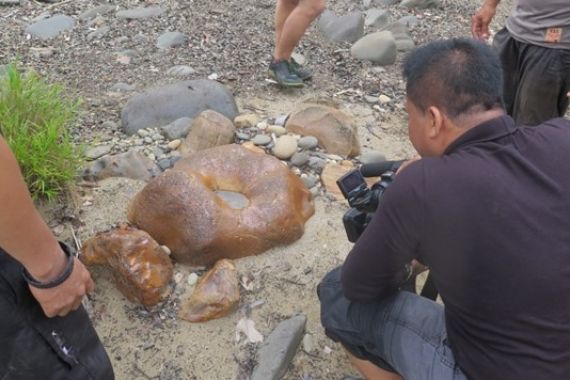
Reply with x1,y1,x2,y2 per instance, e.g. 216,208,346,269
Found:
402,38,504,118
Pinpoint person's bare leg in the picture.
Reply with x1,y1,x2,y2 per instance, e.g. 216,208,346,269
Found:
275,0,299,51
273,0,325,61
347,351,404,380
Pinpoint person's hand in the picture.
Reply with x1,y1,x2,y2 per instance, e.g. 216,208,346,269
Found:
396,157,421,174
471,3,497,40
28,258,95,318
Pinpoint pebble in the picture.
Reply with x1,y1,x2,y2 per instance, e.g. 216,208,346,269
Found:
236,131,250,140
364,95,378,104
137,129,149,137
298,136,319,150
253,134,272,146
272,136,298,160
111,82,135,92
166,65,195,77
234,113,259,129
290,152,310,167
156,31,188,49
86,145,112,160
167,139,181,150
308,157,327,171
257,121,269,130
301,174,319,188
187,273,199,286
157,158,172,171
302,333,315,353
143,137,153,144
379,94,392,104
267,125,287,136
274,114,288,126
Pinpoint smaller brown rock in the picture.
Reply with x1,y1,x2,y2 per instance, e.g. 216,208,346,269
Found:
179,110,235,156
179,259,240,322
234,113,260,129
80,224,173,307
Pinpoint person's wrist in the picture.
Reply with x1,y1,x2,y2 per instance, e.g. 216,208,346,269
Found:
23,242,76,289
25,243,68,282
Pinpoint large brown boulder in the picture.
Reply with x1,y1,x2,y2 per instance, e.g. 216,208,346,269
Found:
127,144,315,265
179,259,239,322
285,104,360,157
80,224,173,307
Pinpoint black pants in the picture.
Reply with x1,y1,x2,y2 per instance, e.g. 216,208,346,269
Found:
0,248,114,380
494,28,570,126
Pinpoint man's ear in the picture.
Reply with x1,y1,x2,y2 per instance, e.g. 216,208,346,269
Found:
426,106,444,138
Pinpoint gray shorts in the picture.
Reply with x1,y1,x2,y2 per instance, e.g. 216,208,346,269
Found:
493,28,570,126
318,267,466,380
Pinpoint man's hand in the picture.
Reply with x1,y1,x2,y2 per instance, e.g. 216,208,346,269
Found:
472,2,498,40
28,258,95,318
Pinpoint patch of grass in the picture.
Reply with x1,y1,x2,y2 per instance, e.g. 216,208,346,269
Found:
0,64,83,200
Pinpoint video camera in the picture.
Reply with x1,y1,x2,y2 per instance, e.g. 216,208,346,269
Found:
336,160,403,243
336,160,438,300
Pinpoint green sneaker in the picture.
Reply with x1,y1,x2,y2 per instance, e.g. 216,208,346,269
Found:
289,57,313,81
268,60,304,88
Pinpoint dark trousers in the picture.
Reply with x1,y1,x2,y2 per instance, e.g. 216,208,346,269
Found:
494,28,570,126
0,248,114,380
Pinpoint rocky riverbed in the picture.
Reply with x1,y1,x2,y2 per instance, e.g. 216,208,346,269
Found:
1,0,514,379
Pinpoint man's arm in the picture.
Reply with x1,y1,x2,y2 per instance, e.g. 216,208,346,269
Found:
0,135,94,317
472,0,502,40
341,161,425,303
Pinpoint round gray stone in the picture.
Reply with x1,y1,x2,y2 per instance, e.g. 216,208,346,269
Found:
157,31,188,49
298,136,319,150
308,156,327,171
253,134,272,146
25,15,75,40
351,31,397,65
291,152,310,167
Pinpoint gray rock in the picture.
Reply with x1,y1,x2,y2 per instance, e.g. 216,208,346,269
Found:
375,0,401,5
25,15,75,40
156,31,187,49
384,22,415,51
351,31,397,65
398,15,419,28
318,10,364,43
358,150,386,164
272,136,298,160
298,136,319,150
87,26,110,41
85,145,112,160
121,79,238,135
79,5,115,21
364,95,378,104
166,65,195,77
301,174,319,189
82,150,160,181
116,7,165,19
101,121,118,130
251,315,307,380
365,9,390,29
291,53,306,66
253,134,272,146
161,117,193,140
291,152,310,167
308,157,327,171
111,82,136,92
274,115,289,126
157,157,173,171
400,0,440,9
236,131,250,140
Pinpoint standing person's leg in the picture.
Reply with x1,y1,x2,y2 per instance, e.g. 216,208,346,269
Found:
273,0,325,61
275,0,299,52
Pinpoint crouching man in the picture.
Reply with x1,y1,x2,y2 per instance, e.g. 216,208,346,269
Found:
318,38,570,380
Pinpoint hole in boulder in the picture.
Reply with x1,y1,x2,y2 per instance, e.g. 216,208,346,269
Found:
215,190,250,209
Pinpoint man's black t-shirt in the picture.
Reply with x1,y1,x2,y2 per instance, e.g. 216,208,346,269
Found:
342,115,570,380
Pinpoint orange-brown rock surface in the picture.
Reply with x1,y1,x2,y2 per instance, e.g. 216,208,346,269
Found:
285,104,360,157
127,144,315,265
179,259,239,322
179,109,235,156
80,224,173,307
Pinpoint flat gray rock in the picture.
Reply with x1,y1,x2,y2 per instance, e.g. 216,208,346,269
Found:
86,145,112,160
160,117,193,140
157,31,187,49
318,10,364,43
298,136,319,150
253,134,272,146
398,15,419,28
291,152,310,167
400,0,440,9
116,7,165,19
166,65,195,77
79,5,115,21
251,315,307,380
25,14,75,40
351,31,397,65
365,9,390,29
81,150,160,181
121,79,238,135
